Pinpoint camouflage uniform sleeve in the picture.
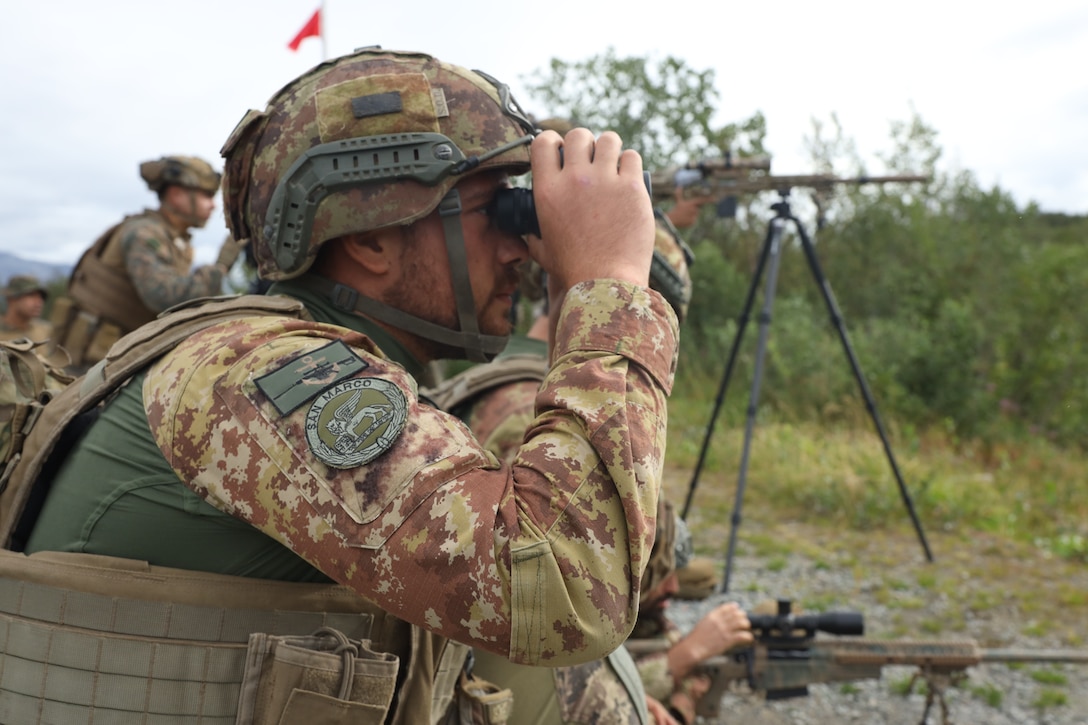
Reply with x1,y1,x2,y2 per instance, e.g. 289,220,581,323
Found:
463,379,539,464
632,626,696,703
634,650,674,701
120,221,225,312
144,279,678,666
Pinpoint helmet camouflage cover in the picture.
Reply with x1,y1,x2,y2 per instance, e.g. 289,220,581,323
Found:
140,155,221,194
650,213,695,322
221,47,534,281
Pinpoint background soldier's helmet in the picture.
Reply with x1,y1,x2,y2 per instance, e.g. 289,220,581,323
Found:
2,275,48,300
221,47,534,282
650,213,695,322
139,156,221,194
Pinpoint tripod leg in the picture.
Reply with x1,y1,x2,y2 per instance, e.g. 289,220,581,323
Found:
792,215,934,562
681,222,775,521
721,213,789,592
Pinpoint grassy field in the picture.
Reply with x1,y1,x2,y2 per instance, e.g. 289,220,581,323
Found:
662,390,1088,646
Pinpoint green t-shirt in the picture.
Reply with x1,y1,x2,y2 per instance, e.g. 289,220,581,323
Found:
25,279,427,581
24,370,330,581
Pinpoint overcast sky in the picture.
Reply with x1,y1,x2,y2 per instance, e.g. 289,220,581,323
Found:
2,0,1085,267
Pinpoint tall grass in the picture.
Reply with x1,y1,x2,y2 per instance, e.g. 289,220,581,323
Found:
666,386,1088,563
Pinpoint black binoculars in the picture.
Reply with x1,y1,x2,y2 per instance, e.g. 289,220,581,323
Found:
489,171,653,238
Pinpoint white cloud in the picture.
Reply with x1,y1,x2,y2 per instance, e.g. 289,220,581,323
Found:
1,0,1085,264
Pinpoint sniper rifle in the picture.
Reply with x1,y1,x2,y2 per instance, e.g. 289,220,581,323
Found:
650,155,929,223
624,599,1088,724
649,154,772,205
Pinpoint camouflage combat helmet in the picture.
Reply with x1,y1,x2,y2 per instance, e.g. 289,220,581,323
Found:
139,156,221,195
2,275,47,300
220,47,536,361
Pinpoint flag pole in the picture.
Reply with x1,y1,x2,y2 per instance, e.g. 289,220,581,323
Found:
320,0,327,60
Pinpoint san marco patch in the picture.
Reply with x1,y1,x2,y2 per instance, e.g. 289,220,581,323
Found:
305,377,408,468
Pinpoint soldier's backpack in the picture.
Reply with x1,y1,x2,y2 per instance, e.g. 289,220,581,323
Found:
0,294,307,550
0,339,74,488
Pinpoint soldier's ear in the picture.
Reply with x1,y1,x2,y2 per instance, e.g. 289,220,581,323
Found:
339,230,403,276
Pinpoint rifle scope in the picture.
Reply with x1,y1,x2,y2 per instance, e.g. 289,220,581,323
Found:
748,611,864,638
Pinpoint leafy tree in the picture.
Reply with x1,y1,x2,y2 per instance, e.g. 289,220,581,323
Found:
521,48,765,170
523,50,1088,449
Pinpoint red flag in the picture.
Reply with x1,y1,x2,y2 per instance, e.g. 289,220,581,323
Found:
287,8,321,51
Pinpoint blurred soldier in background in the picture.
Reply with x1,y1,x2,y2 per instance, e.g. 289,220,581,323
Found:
0,275,52,344
630,503,753,725
48,155,245,370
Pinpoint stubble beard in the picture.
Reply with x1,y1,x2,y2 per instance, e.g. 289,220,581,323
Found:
385,243,517,360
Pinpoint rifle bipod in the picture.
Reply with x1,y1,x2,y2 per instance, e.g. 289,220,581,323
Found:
680,191,934,592
908,666,966,725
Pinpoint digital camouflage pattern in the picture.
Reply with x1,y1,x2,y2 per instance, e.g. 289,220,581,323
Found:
51,209,230,370
640,499,679,604
222,48,533,281
634,650,672,703
631,625,685,703
628,504,709,713
650,219,694,322
552,653,645,724
109,210,226,314
448,340,651,723
462,375,540,463
471,641,647,724
144,278,678,664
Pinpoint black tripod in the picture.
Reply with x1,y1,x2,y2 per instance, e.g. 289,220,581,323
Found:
680,192,934,593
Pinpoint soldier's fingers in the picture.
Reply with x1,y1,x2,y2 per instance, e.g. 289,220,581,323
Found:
530,130,564,174
559,128,597,166
590,131,623,168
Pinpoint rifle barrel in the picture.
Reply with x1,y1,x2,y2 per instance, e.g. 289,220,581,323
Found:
651,172,931,203
827,639,982,669
982,648,1088,664
827,640,1088,668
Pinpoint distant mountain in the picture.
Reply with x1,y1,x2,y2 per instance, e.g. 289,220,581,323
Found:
0,251,72,285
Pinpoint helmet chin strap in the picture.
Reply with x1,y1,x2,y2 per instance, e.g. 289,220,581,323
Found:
300,188,508,363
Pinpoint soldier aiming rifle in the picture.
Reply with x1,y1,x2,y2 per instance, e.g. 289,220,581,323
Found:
626,599,1088,725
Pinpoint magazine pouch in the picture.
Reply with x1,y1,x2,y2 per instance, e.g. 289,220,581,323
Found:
235,626,399,725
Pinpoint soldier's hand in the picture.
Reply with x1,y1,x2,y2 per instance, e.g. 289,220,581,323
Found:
215,234,248,270
665,186,712,230
645,696,682,725
669,602,753,678
687,602,754,660
527,128,654,291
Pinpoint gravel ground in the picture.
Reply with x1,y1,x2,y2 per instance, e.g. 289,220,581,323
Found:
664,546,1088,725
